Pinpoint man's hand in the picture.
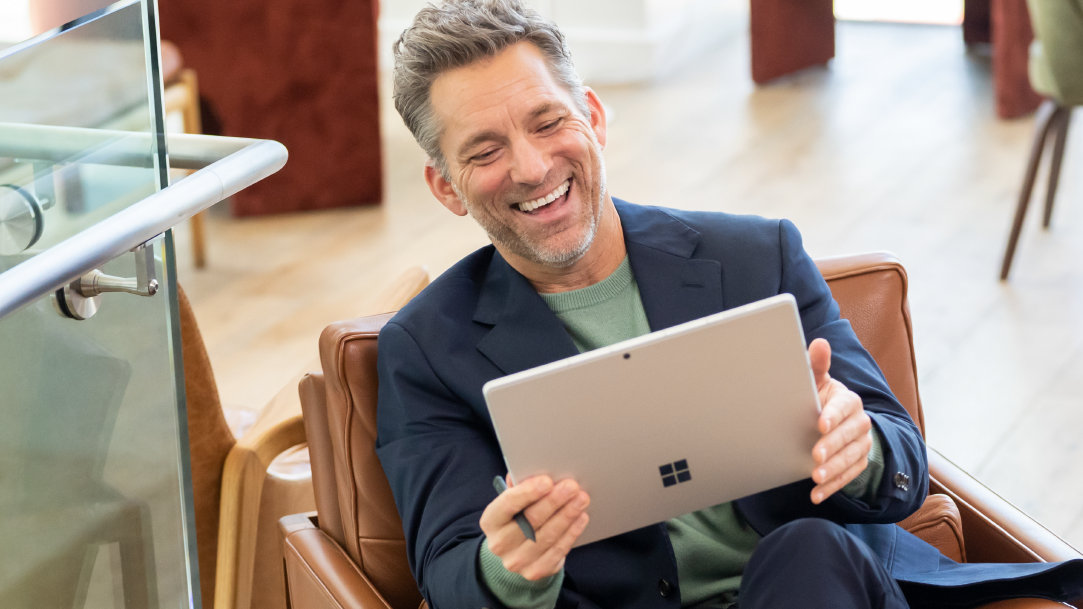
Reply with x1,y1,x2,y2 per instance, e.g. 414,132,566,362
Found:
808,338,873,504
479,475,590,581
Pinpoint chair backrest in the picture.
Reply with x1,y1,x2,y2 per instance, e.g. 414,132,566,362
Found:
300,312,422,609
1025,0,1083,105
298,252,924,609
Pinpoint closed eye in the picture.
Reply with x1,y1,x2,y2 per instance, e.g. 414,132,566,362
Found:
470,148,499,164
537,118,562,133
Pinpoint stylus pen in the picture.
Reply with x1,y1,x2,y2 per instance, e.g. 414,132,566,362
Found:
492,475,536,542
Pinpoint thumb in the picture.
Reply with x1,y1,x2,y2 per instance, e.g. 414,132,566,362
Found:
808,338,832,389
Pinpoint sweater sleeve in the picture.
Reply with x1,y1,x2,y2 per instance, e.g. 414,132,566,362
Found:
479,538,564,609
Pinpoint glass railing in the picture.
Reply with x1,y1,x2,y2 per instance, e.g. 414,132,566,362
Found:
0,3,184,607
0,2,285,607
0,1,162,259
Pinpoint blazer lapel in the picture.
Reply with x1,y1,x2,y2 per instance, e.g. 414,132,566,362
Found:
473,252,580,376
616,200,725,330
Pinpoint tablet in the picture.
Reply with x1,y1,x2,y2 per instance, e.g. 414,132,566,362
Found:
482,293,821,546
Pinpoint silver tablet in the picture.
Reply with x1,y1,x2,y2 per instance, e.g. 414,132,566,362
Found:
483,293,821,546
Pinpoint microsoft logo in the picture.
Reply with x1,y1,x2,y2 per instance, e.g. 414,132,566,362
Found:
659,459,692,487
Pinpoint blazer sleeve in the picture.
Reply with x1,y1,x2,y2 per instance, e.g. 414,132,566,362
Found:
375,320,507,609
738,219,929,530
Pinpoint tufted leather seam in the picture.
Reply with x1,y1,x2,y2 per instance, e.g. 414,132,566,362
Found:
334,328,381,575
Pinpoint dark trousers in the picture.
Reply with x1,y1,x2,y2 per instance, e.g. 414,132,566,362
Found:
738,518,910,609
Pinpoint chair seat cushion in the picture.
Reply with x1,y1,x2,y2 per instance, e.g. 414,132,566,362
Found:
898,493,966,563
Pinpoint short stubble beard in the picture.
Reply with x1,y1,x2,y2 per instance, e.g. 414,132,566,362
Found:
455,147,608,269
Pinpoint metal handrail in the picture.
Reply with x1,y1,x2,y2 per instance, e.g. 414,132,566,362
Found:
0,123,271,170
0,127,287,318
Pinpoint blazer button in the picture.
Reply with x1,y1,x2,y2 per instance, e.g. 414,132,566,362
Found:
894,472,911,491
658,578,675,598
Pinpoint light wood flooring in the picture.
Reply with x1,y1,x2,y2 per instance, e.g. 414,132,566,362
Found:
174,12,1083,549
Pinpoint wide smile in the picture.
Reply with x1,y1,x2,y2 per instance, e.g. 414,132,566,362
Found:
513,179,571,214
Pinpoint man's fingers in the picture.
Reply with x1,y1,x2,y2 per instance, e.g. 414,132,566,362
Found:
522,479,582,532
804,338,875,505
808,338,832,389
812,431,872,484
532,490,590,546
811,455,870,504
479,475,553,536
486,520,533,557
481,477,588,564
495,492,590,579
814,394,870,459
518,510,590,581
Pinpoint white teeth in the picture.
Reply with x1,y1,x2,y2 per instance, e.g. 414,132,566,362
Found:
516,180,570,212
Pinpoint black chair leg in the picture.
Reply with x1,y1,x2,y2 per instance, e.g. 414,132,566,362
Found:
1042,107,1072,229
1000,99,1064,280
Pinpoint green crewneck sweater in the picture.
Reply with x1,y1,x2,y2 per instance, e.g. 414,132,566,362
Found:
479,257,884,609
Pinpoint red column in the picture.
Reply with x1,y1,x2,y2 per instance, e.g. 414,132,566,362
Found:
991,0,1042,119
749,0,836,84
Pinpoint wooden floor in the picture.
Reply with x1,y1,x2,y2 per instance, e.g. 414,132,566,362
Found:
175,13,1083,549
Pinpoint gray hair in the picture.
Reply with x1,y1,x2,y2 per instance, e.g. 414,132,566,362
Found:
392,0,588,174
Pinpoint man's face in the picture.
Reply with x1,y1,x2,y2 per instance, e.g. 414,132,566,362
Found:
424,42,610,270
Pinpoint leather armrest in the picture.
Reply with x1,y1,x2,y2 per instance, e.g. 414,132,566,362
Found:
280,513,395,609
928,449,1082,565
899,493,966,563
914,454,1081,608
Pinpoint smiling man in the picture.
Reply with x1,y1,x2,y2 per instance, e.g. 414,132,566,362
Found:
374,2,1083,609
423,39,621,292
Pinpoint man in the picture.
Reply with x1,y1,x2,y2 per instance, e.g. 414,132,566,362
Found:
376,1,1083,608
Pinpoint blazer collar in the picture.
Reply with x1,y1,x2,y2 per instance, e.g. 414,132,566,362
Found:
615,199,724,332
473,253,579,375
473,198,725,375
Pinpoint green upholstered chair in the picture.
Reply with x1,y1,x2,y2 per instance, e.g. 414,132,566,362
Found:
1001,0,1083,279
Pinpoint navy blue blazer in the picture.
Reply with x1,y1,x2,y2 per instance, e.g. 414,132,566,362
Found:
376,200,1083,609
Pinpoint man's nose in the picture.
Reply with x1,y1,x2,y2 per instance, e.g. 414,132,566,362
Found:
508,139,550,185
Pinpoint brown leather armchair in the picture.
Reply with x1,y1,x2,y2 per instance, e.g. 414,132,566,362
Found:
178,267,430,609
281,252,1081,609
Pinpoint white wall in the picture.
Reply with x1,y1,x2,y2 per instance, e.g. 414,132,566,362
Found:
378,0,727,84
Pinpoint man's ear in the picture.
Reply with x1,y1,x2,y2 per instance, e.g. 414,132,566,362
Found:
584,87,607,149
424,162,468,216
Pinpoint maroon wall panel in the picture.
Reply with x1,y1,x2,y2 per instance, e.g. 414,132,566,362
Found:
159,0,382,215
